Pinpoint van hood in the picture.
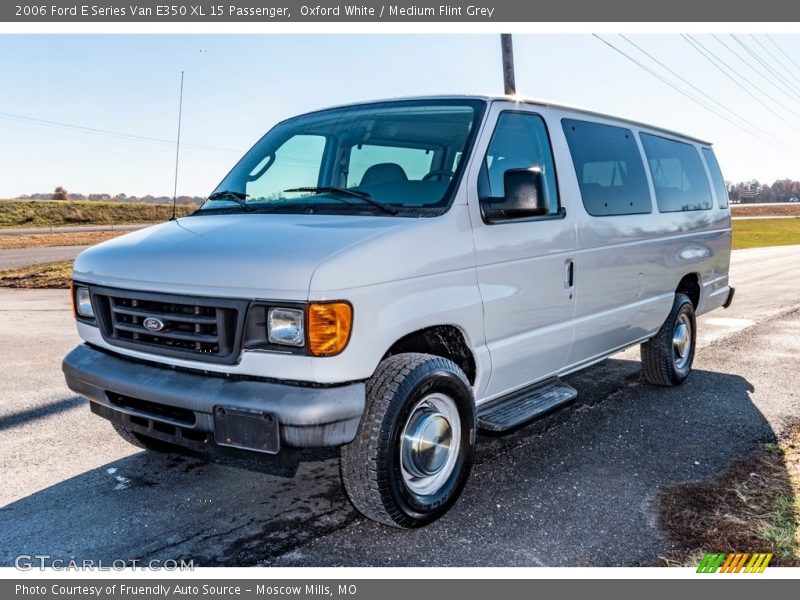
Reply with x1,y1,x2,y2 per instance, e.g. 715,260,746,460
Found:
73,213,408,299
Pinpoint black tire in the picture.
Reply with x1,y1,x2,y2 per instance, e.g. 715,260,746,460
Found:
111,423,181,453
641,292,697,386
340,353,476,528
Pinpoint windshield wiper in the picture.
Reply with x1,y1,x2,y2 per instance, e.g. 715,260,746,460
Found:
205,190,251,211
284,186,400,215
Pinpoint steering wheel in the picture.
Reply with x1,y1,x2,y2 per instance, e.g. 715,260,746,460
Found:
422,170,455,182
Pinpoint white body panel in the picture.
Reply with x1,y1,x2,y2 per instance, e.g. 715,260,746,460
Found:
71,95,732,404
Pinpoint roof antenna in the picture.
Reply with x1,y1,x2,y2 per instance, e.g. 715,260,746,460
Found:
500,34,516,95
170,70,185,221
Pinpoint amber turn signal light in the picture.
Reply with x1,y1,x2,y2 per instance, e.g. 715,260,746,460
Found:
69,281,76,318
307,302,353,357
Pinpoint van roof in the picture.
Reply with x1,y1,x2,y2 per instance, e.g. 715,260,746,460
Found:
299,94,713,146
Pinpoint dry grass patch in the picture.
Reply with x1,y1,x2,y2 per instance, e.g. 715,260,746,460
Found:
732,204,800,218
0,231,123,250
0,261,72,289
657,428,800,566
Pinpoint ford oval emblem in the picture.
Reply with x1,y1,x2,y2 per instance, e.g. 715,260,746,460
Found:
142,317,165,332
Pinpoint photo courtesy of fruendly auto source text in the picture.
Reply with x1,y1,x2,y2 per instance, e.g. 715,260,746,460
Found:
1,0,800,595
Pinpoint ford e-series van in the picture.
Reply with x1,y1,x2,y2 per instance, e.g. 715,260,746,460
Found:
63,95,734,527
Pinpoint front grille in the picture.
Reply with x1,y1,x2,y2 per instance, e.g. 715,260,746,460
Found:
111,296,222,353
91,287,248,364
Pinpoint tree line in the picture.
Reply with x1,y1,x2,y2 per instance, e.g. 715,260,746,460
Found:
728,179,800,203
16,187,204,205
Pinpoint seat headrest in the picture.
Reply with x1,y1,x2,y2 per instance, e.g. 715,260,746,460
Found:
360,163,408,186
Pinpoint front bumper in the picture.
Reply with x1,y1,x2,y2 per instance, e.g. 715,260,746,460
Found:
62,344,366,454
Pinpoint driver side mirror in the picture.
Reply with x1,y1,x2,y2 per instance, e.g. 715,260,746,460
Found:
482,168,550,223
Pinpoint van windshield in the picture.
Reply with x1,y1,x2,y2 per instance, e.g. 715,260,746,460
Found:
198,99,486,217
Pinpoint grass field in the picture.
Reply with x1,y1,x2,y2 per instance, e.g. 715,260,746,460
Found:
0,200,194,228
732,218,800,250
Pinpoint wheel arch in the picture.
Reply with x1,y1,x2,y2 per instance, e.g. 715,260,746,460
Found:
676,272,701,310
381,324,477,386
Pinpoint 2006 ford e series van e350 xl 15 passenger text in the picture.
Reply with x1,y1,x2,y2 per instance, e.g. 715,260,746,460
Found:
63,95,734,528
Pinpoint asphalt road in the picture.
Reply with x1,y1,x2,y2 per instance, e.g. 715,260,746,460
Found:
0,245,89,270
1,245,799,567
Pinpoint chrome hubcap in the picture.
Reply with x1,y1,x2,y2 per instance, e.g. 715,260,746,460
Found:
400,393,461,496
672,314,692,370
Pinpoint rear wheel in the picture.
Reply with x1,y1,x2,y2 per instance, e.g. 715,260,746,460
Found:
641,292,696,386
111,423,181,453
340,353,476,528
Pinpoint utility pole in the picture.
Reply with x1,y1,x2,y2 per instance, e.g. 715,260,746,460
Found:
500,34,516,95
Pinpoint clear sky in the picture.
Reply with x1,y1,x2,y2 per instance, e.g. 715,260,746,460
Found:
2,33,800,198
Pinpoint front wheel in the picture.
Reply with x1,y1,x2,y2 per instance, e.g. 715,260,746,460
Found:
340,353,476,528
641,292,697,386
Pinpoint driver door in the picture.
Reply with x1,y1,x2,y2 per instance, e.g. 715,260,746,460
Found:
468,104,577,400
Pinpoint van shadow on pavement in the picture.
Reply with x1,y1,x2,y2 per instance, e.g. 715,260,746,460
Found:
0,357,775,567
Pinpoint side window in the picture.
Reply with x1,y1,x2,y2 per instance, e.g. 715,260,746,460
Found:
347,144,433,187
701,147,730,209
640,133,713,212
562,119,651,216
480,112,559,215
245,134,326,201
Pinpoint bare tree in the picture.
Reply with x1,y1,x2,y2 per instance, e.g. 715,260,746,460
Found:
53,186,68,200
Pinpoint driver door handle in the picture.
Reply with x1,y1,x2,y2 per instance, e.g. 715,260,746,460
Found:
565,259,575,289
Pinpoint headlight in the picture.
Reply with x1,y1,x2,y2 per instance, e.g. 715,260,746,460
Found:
307,302,352,357
267,307,305,347
73,285,94,318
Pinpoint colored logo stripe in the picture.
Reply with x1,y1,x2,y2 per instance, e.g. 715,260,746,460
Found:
744,553,773,573
696,552,773,573
720,553,748,573
697,553,726,573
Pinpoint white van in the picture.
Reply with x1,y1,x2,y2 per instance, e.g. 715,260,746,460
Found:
63,95,734,527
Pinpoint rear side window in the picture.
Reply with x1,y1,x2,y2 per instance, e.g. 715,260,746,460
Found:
562,119,651,216
701,147,730,209
640,133,713,212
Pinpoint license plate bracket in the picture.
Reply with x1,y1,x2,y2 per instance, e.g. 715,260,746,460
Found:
213,406,280,454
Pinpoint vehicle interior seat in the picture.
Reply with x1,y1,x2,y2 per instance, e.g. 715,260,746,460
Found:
360,163,409,186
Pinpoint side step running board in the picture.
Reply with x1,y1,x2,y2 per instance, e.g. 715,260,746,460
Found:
477,378,578,432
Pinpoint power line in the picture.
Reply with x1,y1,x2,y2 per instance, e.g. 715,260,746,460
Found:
592,34,800,156
683,34,800,134
731,34,800,99
0,110,237,154
687,34,800,115
618,35,785,144
750,35,800,90
711,34,800,108
768,34,800,72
